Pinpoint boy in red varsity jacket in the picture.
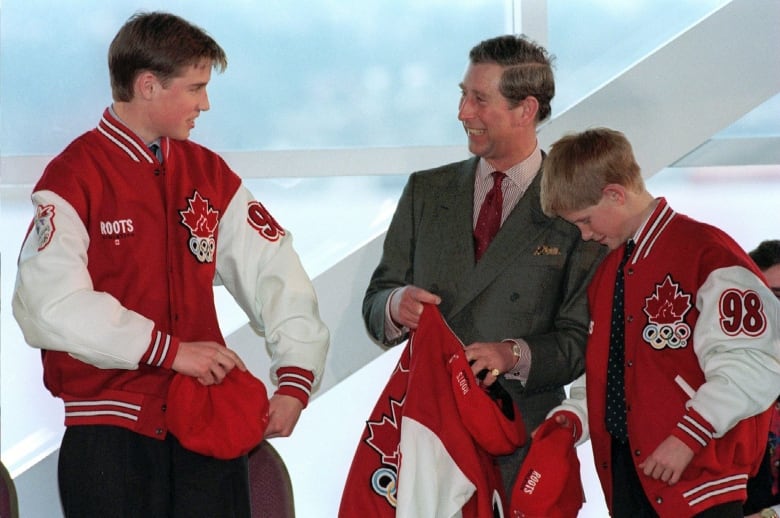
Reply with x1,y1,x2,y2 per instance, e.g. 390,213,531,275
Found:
538,128,780,517
12,11,329,517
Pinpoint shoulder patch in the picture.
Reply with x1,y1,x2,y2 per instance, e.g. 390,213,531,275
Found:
719,288,767,337
34,204,56,251
247,201,285,242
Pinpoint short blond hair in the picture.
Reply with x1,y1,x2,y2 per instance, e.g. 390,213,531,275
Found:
541,127,644,217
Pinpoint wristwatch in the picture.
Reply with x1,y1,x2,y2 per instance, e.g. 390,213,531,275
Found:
760,508,780,518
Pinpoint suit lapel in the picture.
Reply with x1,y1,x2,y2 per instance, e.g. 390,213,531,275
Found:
448,171,552,319
427,159,478,285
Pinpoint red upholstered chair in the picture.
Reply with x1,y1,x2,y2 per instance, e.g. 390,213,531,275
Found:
248,441,295,518
0,459,19,518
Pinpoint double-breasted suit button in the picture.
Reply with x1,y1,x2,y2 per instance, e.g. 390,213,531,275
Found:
510,292,520,302
634,449,641,456
656,497,663,504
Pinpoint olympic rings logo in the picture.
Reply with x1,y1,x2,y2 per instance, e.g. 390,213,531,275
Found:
371,467,398,508
642,323,691,350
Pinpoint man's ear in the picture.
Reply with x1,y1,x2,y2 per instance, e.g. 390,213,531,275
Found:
514,96,539,126
135,71,159,101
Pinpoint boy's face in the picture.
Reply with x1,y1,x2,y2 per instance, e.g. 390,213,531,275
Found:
559,189,630,250
148,59,212,141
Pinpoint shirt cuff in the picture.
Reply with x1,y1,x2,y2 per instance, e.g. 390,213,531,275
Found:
384,288,407,341
502,338,531,382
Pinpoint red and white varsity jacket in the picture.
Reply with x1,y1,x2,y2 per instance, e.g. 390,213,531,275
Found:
339,304,524,517
553,198,780,517
12,108,329,441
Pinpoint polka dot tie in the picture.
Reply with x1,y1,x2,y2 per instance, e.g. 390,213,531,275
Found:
605,239,635,441
473,171,506,261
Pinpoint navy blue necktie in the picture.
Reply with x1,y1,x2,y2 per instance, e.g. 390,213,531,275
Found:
605,239,635,441
149,143,161,161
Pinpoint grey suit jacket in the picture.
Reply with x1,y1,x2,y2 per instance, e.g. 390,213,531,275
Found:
363,156,605,487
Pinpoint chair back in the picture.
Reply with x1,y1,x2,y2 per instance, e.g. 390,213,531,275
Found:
0,459,19,518
248,441,295,518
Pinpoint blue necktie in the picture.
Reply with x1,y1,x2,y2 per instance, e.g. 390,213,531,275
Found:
149,143,161,161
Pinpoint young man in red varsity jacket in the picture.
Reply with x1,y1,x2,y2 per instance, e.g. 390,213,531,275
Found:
537,128,780,517
12,12,329,517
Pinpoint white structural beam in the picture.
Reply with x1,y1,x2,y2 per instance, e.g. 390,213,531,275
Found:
509,0,548,46
538,0,780,178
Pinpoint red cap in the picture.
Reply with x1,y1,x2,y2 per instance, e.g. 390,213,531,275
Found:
448,352,526,455
166,369,270,460
510,417,583,518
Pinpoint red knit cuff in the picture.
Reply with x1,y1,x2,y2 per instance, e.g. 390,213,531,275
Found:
274,367,315,408
141,328,179,369
672,407,715,455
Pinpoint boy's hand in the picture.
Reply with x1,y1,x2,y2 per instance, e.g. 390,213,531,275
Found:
638,435,694,485
264,394,304,438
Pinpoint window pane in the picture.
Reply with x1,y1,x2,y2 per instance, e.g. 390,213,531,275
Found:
0,0,504,155
548,0,730,113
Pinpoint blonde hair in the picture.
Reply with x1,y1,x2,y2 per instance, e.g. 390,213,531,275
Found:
541,127,644,216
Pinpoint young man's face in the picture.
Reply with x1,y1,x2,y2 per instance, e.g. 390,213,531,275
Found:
149,59,212,141
457,62,526,170
559,192,630,250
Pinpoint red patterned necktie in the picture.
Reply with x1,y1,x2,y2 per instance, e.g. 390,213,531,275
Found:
473,171,506,261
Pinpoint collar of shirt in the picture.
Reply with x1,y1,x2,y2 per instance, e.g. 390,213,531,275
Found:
473,145,542,226
476,144,542,193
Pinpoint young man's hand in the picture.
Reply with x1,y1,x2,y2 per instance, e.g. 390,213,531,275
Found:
264,394,304,438
172,341,247,385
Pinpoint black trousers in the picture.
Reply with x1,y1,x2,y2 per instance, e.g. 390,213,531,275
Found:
58,425,251,518
611,438,744,518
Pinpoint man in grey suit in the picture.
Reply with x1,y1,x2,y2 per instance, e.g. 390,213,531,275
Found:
362,34,606,492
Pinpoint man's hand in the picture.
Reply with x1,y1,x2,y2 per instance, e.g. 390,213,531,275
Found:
638,435,694,485
172,340,247,386
464,341,516,387
389,285,441,330
264,394,304,438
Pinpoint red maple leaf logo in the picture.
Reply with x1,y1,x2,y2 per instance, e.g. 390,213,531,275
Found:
366,397,405,469
180,192,219,239
644,275,691,325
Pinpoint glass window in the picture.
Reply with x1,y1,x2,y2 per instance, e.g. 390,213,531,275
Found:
548,0,730,112
0,1,505,156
